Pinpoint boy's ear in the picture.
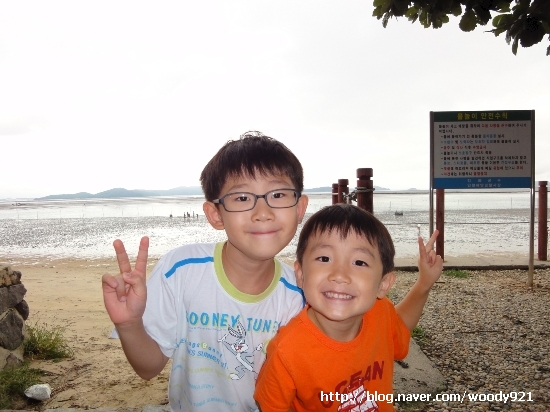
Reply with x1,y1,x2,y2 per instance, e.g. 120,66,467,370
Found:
296,194,308,223
203,201,225,230
376,271,396,299
294,260,304,288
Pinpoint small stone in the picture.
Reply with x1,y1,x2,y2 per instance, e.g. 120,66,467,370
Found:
24,383,51,400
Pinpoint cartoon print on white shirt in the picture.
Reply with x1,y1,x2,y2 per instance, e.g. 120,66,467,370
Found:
218,321,263,380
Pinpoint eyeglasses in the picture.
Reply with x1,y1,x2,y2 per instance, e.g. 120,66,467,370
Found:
213,188,300,212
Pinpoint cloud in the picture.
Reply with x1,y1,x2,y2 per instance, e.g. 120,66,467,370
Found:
0,115,45,136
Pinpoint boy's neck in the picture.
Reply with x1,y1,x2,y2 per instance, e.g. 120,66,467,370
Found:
307,307,363,342
221,241,276,295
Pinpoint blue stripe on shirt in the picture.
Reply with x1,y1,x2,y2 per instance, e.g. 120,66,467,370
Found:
279,277,306,306
164,256,214,278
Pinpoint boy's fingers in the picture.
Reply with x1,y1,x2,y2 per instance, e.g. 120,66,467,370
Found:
115,273,130,301
427,249,436,264
134,236,149,276
417,236,427,260
101,273,119,290
114,239,132,274
123,271,147,298
425,230,439,252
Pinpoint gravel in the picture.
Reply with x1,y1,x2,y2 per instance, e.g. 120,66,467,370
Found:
391,268,550,411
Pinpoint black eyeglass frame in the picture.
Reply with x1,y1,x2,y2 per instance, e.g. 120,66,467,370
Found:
212,188,301,212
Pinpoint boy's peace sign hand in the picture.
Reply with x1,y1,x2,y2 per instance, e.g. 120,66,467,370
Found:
417,230,443,291
102,236,149,327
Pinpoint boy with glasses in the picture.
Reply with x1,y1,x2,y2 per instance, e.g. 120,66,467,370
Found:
102,131,437,412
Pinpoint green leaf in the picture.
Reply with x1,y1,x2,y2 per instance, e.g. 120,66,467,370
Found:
419,7,431,28
492,14,506,28
492,14,512,35
379,0,393,14
441,15,449,23
382,13,390,28
512,36,519,54
496,1,511,12
512,0,529,15
405,6,417,18
373,0,385,7
459,9,477,32
519,19,545,47
451,4,462,17
425,11,431,28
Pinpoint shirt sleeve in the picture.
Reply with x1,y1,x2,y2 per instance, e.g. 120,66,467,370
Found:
254,339,296,412
142,256,178,358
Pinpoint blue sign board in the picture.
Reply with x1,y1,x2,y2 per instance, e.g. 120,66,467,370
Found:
431,110,533,190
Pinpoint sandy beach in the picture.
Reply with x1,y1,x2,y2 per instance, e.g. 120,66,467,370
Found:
3,254,550,410
2,256,170,409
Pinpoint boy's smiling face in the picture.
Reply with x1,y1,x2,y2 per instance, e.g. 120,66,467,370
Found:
204,172,308,263
294,229,395,341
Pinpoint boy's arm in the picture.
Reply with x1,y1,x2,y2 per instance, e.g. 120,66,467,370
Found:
102,237,169,380
395,230,443,332
115,317,169,380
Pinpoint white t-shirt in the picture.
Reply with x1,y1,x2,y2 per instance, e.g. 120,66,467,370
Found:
143,242,304,412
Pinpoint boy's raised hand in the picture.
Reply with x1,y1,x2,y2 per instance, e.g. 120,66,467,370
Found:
417,230,443,291
102,236,149,327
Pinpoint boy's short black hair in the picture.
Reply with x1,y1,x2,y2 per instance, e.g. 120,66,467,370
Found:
296,204,395,275
200,131,304,201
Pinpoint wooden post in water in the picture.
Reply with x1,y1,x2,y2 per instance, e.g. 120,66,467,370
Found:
332,183,339,205
436,189,445,260
338,179,349,204
539,181,548,261
356,168,373,214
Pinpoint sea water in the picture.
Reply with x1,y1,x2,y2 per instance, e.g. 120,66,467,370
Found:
0,191,541,261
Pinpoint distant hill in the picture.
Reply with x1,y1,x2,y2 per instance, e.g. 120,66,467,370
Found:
36,185,392,200
36,186,204,200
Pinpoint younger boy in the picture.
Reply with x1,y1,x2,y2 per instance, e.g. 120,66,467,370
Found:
254,204,442,412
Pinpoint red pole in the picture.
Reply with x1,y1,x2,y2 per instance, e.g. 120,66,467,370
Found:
356,168,373,214
538,181,548,261
332,183,338,205
338,179,349,204
436,189,445,260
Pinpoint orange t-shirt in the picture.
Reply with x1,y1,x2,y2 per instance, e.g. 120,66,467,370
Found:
255,298,410,412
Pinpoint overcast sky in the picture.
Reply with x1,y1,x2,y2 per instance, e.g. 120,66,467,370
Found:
1,1,548,199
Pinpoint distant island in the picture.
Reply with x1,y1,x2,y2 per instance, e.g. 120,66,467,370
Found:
36,187,204,200
36,185,390,200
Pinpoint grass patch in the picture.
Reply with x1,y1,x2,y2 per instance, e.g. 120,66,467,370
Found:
24,320,74,360
0,363,44,409
412,325,428,347
444,269,470,278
